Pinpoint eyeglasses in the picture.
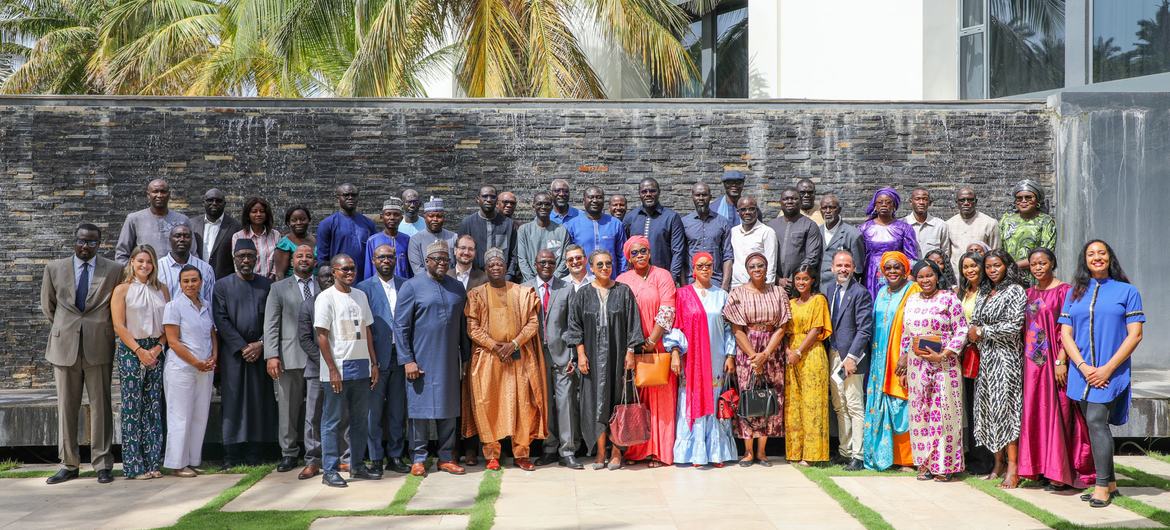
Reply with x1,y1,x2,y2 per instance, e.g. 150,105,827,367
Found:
537,260,557,265
75,239,100,247
630,248,649,256
374,254,395,261
736,207,755,213
426,256,451,264
746,263,768,270
338,266,356,272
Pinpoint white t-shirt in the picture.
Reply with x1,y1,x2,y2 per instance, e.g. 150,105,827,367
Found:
313,286,375,381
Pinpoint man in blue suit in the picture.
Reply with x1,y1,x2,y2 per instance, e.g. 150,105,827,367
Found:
356,243,411,475
824,249,873,471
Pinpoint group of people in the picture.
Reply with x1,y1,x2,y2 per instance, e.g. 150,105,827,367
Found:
40,173,1142,507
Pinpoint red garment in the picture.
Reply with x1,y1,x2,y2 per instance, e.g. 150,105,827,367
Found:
617,266,677,464
676,285,713,428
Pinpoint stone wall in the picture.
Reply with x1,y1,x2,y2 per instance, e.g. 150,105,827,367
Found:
0,97,1054,388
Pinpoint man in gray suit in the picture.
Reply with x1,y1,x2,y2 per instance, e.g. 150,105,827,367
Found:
40,223,120,484
818,194,866,292
264,244,317,473
825,250,873,471
529,249,584,469
296,264,346,479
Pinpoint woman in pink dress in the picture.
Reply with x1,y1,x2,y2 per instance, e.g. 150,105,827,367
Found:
1018,247,1094,490
616,236,678,467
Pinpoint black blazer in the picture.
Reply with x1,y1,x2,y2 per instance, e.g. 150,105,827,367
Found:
192,214,242,279
825,280,874,373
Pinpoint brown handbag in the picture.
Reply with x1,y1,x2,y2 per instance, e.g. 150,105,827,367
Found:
634,352,670,387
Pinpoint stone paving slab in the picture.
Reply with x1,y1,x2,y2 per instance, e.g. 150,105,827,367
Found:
310,514,470,529
223,469,405,512
407,467,486,510
0,474,242,529
1004,485,1165,528
833,476,1046,530
1123,487,1170,512
1118,455,1170,481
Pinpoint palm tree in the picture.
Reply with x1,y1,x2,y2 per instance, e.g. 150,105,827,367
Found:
0,0,117,94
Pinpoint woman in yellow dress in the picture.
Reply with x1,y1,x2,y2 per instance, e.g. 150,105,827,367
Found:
784,265,833,465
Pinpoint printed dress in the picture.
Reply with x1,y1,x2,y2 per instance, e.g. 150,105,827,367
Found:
901,290,967,475
723,284,791,438
971,284,1027,452
862,281,919,471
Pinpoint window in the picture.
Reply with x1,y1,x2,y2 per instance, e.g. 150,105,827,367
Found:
656,1,748,98
960,0,1065,98
1093,0,1170,83
960,0,987,98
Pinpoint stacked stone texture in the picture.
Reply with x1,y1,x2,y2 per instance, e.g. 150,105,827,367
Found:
0,98,1054,388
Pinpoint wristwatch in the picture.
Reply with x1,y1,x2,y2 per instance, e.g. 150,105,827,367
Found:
1054,359,1066,366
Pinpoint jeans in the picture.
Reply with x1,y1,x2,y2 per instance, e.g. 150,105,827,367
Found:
367,369,407,462
322,379,370,473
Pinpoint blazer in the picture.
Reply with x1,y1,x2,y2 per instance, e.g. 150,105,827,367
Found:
192,214,243,279
447,267,488,292
40,256,120,366
819,221,866,290
825,279,874,373
262,275,314,370
526,277,573,367
297,296,321,379
355,275,405,372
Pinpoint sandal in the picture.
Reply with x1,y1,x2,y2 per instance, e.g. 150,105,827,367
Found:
917,471,935,481
148,470,164,479
757,459,773,468
934,474,953,483
738,457,755,468
998,475,1020,489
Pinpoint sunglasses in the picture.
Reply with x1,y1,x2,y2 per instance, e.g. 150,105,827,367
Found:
338,266,356,272
593,261,613,268
630,248,649,256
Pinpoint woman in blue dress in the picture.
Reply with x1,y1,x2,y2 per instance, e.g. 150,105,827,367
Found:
672,252,738,467
1059,239,1144,508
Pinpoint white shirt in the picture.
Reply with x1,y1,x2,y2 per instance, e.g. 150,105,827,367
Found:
202,215,223,261
313,286,375,381
379,277,398,318
822,220,840,250
455,265,472,289
730,222,778,287
562,272,595,292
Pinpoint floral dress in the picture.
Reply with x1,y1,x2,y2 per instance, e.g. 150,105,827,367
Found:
901,290,968,474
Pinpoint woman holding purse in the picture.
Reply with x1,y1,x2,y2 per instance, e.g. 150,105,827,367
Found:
723,252,790,467
565,249,644,471
616,236,678,468
784,265,832,466
970,249,1029,488
898,259,967,482
672,252,738,468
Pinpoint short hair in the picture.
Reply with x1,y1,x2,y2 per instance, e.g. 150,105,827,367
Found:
75,223,101,238
564,244,584,256
330,254,353,267
832,249,855,262
588,248,612,264
284,204,311,225
241,197,274,231
178,264,202,280
456,234,476,248
781,186,800,196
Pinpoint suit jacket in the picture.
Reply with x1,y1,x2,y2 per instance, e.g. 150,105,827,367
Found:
192,214,243,279
297,296,321,379
355,275,405,372
526,277,573,367
263,275,314,370
447,267,488,292
40,256,120,366
825,279,874,373
819,221,866,290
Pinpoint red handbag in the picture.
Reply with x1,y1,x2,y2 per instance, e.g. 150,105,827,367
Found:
609,371,651,447
961,342,981,379
717,375,739,420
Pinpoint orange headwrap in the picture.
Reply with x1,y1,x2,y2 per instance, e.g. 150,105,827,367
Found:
880,251,911,276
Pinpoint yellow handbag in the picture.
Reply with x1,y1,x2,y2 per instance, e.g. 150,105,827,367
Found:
634,353,670,387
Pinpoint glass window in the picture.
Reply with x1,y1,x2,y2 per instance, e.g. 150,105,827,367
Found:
963,0,985,28
715,6,749,98
679,20,704,97
1093,0,1170,83
988,0,1065,97
961,32,986,98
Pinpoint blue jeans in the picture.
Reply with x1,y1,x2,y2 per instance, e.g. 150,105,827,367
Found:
322,379,370,473
367,369,407,461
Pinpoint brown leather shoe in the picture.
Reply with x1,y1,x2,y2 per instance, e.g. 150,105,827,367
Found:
339,463,350,473
515,458,535,471
438,461,466,475
410,463,427,477
298,464,320,480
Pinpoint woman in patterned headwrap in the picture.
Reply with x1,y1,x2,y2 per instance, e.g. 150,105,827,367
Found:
1000,179,1056,269
860,188,920,299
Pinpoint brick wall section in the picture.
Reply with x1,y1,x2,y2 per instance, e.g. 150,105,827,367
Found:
0,97,1054,388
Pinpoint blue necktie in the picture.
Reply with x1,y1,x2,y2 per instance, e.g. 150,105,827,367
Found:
75,262,89,312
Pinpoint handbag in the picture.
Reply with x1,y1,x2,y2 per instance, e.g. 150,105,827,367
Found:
717,375,739,420
609,371,651,447
737,372,779,419
634,352,670,387
961,342,981,379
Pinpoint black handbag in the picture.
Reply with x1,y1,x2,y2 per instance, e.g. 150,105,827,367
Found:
737,372,779,418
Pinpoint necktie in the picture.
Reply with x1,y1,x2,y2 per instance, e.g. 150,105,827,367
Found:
834,286,845,320
301,278,312,300
541,283,550,315
75,262,89,312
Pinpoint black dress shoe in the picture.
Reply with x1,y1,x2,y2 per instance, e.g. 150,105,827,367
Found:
386,458,412,474
322,471,348,488
537,453,560,466
277,457,297,473
46,468,79,485
558,456,585,470
350,465,382,480
367,463,385,478
220,461,242,471
96,469,114,484
843,459,864,471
